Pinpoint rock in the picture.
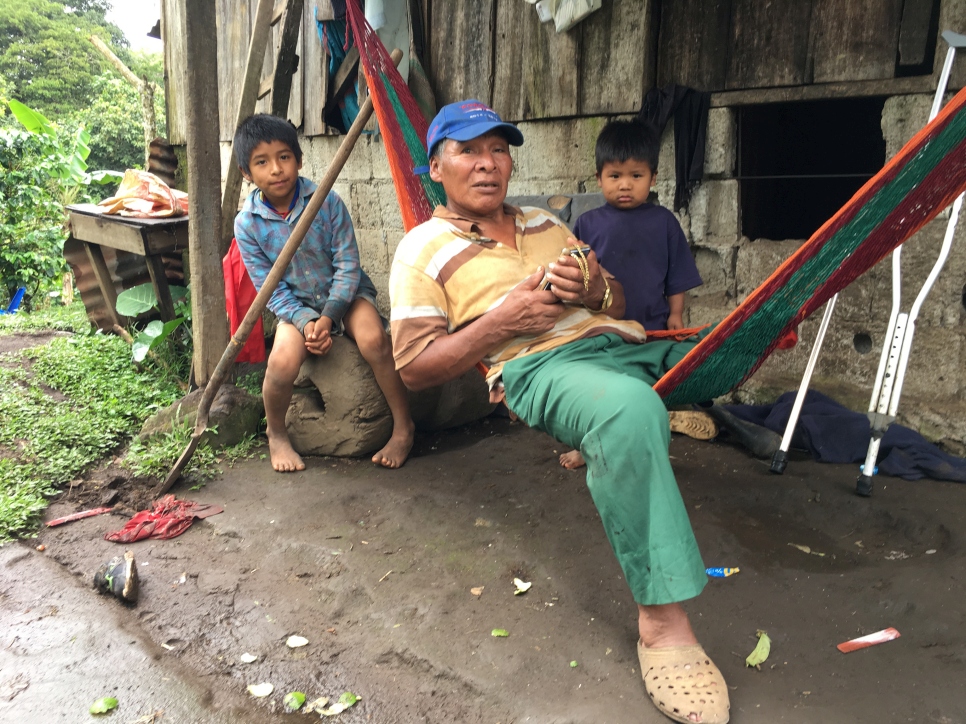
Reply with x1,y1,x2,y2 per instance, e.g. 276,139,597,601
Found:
286,337,495,457
139,383,264,449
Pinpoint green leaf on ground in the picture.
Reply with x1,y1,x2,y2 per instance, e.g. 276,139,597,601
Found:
319,692,361,716
491,629,509,638
570,660,578,668
89,696,118,714
283,691,306,711
115,283,159,317
745,630,771,669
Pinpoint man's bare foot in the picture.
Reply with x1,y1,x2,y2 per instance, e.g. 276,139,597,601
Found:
559,449,586,469
267,429,305,472
372,427,415,469
638,602,699,649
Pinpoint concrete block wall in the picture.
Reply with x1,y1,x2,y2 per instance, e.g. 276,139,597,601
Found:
221,92,966,446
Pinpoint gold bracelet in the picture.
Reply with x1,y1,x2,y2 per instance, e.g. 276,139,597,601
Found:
585,276,612,312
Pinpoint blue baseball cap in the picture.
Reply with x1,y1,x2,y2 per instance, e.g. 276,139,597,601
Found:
425,100,524,157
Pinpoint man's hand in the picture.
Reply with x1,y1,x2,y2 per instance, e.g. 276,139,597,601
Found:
495,267,567,336
545,239,607,310
303,317,333,356
667,313,685,331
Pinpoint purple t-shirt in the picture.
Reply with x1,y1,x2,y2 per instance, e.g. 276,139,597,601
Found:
572,203,702,331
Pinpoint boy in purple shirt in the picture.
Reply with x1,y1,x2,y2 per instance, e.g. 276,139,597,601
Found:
560,120,703,469
234,115,414,473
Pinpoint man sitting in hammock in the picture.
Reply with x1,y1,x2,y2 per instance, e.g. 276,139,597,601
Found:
389,100,730,724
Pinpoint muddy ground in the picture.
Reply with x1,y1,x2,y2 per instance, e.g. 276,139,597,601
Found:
2,336,966,723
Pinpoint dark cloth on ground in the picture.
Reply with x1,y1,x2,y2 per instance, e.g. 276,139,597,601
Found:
573,203,702,331
724,390,966,482
638,84,710,211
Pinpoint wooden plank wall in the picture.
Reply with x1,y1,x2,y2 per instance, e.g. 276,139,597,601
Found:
659,0,932,92
162,0,953,145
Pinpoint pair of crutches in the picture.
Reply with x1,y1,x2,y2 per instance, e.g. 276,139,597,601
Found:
769,30,966,496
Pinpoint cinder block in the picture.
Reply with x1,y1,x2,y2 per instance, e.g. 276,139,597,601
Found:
349,182,383,230
302,134,374,183
881,95,933,160
692,246,734,297
688,180,739,248
735,239,802,300
704,107,736,178
512,117,603,181
356,229,390,276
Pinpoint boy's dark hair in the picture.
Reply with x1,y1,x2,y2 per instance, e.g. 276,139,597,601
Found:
594,120,659,175
233,114,303,174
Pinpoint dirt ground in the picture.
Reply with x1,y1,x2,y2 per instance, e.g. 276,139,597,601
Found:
3,337,966,723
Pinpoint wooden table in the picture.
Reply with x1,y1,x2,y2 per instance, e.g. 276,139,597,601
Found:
67,204,189,327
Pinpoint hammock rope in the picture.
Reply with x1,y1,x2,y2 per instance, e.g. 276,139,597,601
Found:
341,1,966,405
344,1,445,231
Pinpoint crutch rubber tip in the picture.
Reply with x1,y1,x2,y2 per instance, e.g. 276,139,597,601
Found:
769,450,788,475
856,474,874,497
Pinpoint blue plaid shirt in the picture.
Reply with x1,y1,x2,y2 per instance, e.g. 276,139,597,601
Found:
234,177,375,333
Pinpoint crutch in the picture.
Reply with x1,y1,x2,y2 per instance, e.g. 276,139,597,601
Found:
856,33,966,495
769,29,966,481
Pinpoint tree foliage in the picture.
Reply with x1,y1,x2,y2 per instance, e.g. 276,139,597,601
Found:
0,0,127,118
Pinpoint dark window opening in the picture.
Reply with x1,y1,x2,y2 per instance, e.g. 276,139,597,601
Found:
895,0,942,78
738,97,887,241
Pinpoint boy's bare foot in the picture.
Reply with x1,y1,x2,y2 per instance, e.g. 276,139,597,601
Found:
559,449,586,469
267,430,306,472
372,427,415,469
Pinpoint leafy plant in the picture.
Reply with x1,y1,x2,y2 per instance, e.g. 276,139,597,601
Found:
0,100,120,306
0,333,182,540
116,283,192,372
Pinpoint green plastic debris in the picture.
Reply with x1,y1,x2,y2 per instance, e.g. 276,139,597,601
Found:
89,697,118,714
283,691,306,711
745,630,772,669
491,628,509,638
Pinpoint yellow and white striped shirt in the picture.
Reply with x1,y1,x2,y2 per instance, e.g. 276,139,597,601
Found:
390,205,647,391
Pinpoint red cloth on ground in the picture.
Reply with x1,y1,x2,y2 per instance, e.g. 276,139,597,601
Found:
104,495,224,542
223,238,266,363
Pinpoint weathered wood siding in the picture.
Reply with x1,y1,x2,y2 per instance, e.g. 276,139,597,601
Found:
162,0,955,145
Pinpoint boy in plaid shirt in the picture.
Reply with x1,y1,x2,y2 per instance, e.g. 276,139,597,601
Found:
234,114,414,472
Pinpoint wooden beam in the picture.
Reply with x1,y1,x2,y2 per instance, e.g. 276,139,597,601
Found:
270,0,305,118
83,242,126,329
185,0,229,385
220,0,275,258
710,75,936,108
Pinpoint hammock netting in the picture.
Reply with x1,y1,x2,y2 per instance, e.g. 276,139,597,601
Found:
345,1,445,231
343,1,966,406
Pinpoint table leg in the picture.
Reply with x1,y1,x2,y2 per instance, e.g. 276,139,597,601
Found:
145,254,176,321
83,241,126,329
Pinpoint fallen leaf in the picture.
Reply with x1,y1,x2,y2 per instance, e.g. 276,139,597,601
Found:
320,691,361,716
283,691,306,711
570,660,578,668
286,635,309,648
470,586,484,597
745,630,771,669
305,696,330,713
89,696,118,714
513,578,532,595
788,543,825,557
491,628,509,638
240,652,258,663
247,682,274,697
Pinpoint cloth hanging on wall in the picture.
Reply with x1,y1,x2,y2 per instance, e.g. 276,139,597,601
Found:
638,84,710,211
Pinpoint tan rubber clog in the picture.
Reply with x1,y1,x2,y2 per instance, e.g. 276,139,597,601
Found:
637,641,730,724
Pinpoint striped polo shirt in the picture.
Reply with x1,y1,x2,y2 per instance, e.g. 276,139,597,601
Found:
389,204,647,391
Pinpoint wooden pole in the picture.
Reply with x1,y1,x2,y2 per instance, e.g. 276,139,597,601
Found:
184,0,229,386
219,0,276,258
89,35,159,169
157,49,404,496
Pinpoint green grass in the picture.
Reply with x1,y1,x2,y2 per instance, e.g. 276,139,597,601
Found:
0,322,263,541
0,300,91,334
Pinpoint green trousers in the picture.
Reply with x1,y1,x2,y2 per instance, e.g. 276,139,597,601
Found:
502,334,707,606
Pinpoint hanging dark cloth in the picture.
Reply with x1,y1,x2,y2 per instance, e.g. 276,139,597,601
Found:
638,84,710,211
